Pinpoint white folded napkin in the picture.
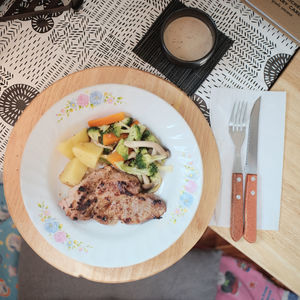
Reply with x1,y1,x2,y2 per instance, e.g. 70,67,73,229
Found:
209,88,286,230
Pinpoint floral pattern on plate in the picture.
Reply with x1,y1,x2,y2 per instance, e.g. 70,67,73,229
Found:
38,202,92,253
170,153,200,223
56,90,124,122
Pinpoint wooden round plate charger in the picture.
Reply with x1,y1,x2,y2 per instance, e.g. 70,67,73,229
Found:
4,66,220,282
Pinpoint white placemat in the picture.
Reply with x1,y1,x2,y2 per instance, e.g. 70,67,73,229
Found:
210,88,286,230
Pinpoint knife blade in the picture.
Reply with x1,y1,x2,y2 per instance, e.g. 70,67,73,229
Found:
244,96,261,243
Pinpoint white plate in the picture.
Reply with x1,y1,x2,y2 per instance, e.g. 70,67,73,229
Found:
20,84,203,268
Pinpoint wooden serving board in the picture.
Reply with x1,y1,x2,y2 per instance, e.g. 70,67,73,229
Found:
3,66,221,282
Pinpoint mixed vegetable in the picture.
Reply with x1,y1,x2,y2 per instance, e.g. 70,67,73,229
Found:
57,112,171,192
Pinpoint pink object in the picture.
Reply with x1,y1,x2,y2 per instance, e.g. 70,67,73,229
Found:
216,256,292,300
184,180,197,193
77,94,89,107
54,231,67,243
8,266,17,277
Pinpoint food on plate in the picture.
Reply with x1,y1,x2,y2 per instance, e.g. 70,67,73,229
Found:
88,112,126,127
72,142,103,168
106,150,125,166
57,128,89,159
58,112,171,191
57,112,171,224
59,166,166,224
102,132,128,146
59,157,88,186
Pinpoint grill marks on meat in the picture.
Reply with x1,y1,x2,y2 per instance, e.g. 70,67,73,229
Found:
117,181,134,196
92,193,166,225
59,166,166,224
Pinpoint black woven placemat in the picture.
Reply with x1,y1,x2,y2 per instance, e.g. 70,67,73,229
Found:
133,0,234,97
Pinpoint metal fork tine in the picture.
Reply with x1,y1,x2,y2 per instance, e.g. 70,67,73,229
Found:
238,101,245,130
236,101,242,131
229,101,237,124
235,101,242,131
229,101,247,131
242,102,247,126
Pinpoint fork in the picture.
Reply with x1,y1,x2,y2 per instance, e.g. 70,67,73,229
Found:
229,101,247,242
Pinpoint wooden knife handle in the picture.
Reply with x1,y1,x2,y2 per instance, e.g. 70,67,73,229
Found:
244,174,257,243
230,173,244,241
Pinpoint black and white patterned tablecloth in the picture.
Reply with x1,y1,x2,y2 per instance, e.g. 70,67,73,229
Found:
0,0,298,171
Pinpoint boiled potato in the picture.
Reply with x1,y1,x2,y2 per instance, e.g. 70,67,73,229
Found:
57,139,74,159
72,142,103,168
59,157,88,186
57,128,89,159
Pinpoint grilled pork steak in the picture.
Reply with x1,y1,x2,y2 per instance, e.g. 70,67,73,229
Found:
59,165,166,224
92,193,166,225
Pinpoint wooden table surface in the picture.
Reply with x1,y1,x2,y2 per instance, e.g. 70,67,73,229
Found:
4,66,221,282
212,50,300,295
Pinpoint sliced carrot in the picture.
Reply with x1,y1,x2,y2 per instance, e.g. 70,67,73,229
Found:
88,112,126,127
131,120,139,126
102,133,128,145
106,151,124,166
103,133,119,145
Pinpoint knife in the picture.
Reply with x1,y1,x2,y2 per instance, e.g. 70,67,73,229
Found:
244,97,261,243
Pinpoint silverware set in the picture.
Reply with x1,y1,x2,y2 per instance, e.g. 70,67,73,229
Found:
228,97,261,242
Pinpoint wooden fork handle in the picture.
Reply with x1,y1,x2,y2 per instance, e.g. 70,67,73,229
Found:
244,174,257,243
230,173,244,241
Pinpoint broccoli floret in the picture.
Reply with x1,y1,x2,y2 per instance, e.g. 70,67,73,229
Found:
141,129,151,140
141,128,159,143
113,123,122,137
115,139,129,160
145,133,159,143
105,124,114,134
137,124,146,136
112,120,134,137
140,148,148,155
126,124,142,141
115,161,158,177
148,162,158,176
135,152,147,169
129,159,136,167
87,127,101,142
135,151,167,169
122,117,133,126
99,125,110,133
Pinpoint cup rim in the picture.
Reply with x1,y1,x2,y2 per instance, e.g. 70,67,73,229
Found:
160,7,218,67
